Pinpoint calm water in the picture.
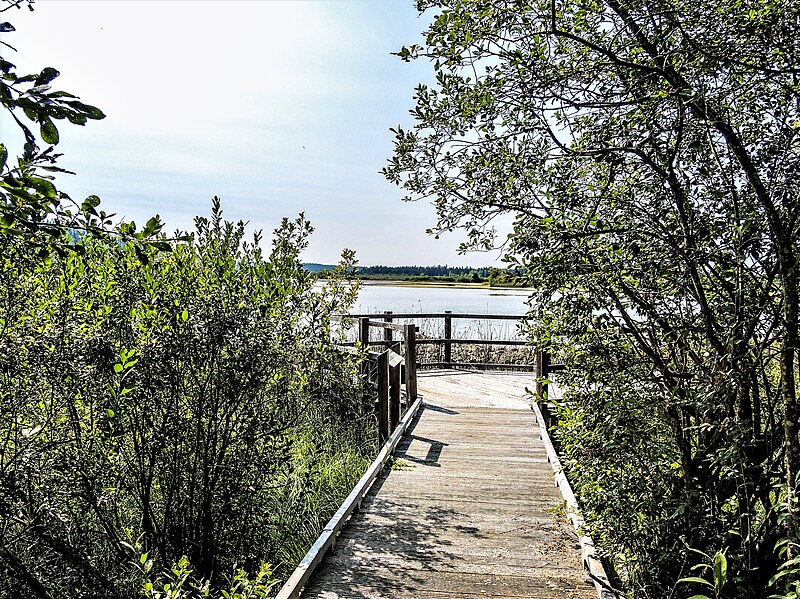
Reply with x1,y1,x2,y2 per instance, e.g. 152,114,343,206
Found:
342,282,532,339
352,281,530,316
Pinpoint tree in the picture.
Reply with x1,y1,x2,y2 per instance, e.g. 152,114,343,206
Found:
0,0,164,257
385,1,799,596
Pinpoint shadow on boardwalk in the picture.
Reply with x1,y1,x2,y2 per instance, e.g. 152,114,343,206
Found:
301,371,595,599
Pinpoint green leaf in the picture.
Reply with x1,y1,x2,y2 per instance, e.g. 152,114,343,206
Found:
143,215,162,236
713,551,727,590
66,111,88,126
113,363,123,374
85,104,105,119
0,143,6,172
27,177,57,199
40,116,59,145
67,100,105,120
36,67,60,85
181,310,188,321
82,195,101,215
679,576,714,587
106,409,115,418
770,569,795,586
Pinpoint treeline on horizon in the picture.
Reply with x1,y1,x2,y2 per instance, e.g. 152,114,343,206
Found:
304,263,528,286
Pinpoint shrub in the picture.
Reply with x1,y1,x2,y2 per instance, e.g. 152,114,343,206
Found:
0,199,372,597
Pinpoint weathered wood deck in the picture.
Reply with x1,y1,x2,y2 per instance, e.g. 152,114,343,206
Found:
301,370,596,598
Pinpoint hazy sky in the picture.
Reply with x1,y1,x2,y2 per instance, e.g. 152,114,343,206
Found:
1,0,504,267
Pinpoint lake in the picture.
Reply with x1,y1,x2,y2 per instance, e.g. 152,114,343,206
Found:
344,281,532,339
352,281,530,315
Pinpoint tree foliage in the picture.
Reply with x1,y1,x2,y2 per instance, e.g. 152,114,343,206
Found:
0,199,369,598
386,0,800,596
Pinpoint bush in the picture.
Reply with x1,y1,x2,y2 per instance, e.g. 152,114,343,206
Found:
0,199,373,597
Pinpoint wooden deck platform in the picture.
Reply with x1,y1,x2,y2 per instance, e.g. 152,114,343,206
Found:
301,370,596,598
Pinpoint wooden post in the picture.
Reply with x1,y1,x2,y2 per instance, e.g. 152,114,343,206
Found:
377,351,389,444
389,362,401,432
404,324,417,404
443,311,452,365
359,317,370,348
542,349,550,402
534,347,543,399
535,347,552,426
383,310,393,344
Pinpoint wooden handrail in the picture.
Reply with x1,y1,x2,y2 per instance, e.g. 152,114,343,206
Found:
415,338,528,346
338,339,528,347
276,393,424,599
348,312,563,413
365,320,407,332
347,311,550,373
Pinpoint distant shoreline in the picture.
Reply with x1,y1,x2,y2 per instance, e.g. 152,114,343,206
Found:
362,279,487,289
317,278,532,291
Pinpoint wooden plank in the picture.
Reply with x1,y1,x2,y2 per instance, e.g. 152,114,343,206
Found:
404,324,418,402
330,535,584,570
367,320,407,332
358,317,370,346
305,563,593,598
299,370,598,599
416,338,530,345
383,310,393,343
377,351,389,444
443,310,452,364
422,362,538,371
389,362,401,431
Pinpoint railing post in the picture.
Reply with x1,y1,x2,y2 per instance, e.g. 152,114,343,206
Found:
359,317,370,348
377,351,389,444
383,310,393,344
535,347,552,426
404,324,417,403
443,310,452,365
542,349,550,404
389,362,401,432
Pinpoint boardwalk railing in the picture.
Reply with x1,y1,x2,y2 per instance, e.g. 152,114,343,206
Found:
275,385,424,599
345,312,563,406
352,316,418,444
349,311,532,370
276,319,423,598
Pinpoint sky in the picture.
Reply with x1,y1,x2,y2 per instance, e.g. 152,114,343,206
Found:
0,0,506,267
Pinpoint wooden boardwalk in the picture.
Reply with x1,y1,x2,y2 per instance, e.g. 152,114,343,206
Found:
301,370,596,598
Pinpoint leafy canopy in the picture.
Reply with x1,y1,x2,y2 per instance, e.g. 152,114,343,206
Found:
386,0,800,596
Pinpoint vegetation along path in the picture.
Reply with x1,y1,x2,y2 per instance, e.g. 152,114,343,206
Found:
301,370,596,598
